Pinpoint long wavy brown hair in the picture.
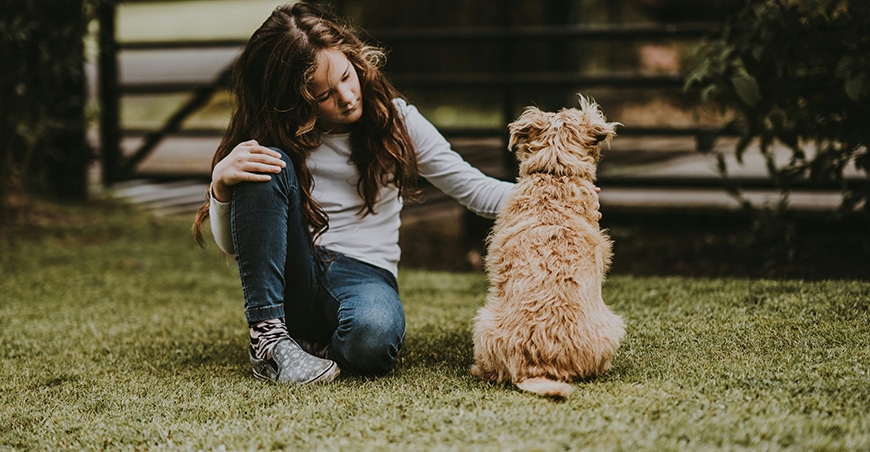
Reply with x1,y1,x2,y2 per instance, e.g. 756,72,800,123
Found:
193,2,417,246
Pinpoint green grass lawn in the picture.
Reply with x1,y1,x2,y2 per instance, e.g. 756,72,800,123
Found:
1,198,868,451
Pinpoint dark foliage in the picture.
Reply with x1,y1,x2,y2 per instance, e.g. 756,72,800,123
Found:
684,0,870,268
0,0,114,213
686,0,870,213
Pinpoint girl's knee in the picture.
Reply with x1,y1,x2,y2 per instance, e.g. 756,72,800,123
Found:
232,148,299,200
334,303,405,375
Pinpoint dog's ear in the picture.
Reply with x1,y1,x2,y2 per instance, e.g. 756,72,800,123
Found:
593,133,610,144
575,94,619,146
508,106,548,160
510,140,529,159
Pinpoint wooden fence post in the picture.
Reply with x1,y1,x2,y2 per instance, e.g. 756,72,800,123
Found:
99,1,121,186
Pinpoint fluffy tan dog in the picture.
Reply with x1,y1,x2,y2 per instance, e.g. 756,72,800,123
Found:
471,95,625,398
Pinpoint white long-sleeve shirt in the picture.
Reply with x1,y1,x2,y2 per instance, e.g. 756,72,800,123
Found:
210,98,513,277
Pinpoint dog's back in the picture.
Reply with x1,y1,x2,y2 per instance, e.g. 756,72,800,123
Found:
472,175,624,390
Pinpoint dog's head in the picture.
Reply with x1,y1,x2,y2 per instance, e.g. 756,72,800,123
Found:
508,95,619,179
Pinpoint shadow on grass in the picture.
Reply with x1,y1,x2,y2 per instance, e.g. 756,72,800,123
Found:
401,326,474,375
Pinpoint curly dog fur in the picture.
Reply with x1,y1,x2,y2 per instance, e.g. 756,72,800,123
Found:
471,95,625,398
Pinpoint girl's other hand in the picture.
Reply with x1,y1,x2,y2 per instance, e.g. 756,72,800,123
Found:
595,186,602,220
211,140,286,202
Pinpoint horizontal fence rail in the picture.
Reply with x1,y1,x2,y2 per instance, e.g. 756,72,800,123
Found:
120,73,687,94
117,23,717,50
106,18,736,182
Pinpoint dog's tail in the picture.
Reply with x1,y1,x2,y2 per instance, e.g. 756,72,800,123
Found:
516,377,574,398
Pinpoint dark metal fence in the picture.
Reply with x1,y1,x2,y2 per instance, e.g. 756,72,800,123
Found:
98,3,724,184
369,24,719,138
96,1,867,261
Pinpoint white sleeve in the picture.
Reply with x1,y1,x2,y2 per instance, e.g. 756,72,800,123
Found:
398,99,514,219
209,190,235,255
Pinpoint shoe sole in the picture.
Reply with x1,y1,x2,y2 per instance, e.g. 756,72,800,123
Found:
252,360,340,384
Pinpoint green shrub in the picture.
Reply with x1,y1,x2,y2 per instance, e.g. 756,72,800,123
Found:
686,0,870,216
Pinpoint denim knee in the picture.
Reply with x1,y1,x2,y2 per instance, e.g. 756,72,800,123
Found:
233,148,297,200
331,287,405,375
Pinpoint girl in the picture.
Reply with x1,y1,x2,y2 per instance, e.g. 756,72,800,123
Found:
192,2,512,383
193,2,596,384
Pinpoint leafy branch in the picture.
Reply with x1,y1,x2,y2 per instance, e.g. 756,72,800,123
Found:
685,0,870,217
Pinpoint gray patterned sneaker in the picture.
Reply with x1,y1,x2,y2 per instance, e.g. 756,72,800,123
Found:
249,319,340,384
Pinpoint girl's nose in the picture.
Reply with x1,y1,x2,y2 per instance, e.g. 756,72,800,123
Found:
336,85,355,106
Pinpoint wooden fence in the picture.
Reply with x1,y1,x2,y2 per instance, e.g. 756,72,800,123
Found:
97,2,728,186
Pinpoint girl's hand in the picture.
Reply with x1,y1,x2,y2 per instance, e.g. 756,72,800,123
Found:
594,186,603,220
211,140,286,202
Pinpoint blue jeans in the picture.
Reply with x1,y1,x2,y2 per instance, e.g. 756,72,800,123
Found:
230,148,405,375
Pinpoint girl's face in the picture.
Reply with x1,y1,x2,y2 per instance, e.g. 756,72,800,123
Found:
309,48,363,133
